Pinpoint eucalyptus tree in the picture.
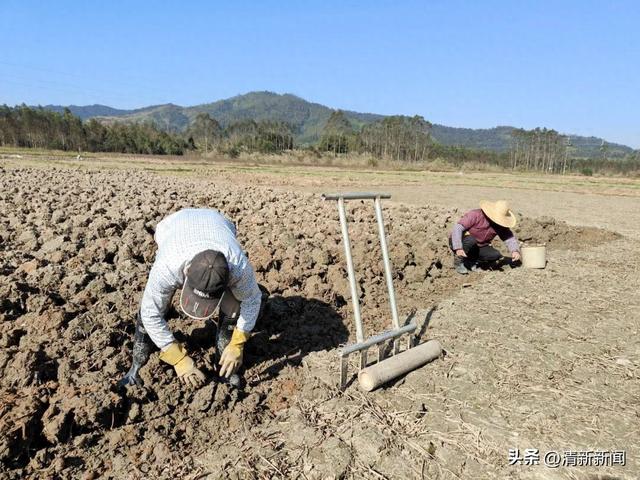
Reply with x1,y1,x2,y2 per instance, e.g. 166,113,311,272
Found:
319,110,354,155
188,113,222,155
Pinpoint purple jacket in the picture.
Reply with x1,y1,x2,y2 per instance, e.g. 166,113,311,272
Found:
450,209,519,253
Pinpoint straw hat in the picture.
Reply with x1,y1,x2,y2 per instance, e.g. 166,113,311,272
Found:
479,200,517,228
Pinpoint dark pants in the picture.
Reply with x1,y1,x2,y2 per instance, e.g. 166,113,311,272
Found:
215,284,269,361
450,235,502,264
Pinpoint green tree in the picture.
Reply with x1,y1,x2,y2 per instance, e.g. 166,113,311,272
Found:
319,110,354,155
357,115,432,162
188,113,222,155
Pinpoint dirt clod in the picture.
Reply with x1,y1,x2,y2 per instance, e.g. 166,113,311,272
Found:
0,166,624,479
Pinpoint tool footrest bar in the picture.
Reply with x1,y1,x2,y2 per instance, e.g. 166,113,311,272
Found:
339,323,416,357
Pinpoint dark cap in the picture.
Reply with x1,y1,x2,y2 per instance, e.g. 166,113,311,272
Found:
180,250,228,319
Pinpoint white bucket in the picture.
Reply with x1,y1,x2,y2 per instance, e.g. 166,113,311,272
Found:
521,245,546,269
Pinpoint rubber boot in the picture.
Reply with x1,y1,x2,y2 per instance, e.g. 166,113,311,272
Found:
468,262,481,272
454,254,468,275
118,313,152,389
216,313,242,388
216,285,270,388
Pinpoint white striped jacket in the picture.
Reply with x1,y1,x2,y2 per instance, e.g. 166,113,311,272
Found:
139,208,261,349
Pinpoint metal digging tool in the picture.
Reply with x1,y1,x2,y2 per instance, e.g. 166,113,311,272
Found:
322,192,420,390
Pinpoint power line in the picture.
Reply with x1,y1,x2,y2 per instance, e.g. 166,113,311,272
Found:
0,59,182,96
0,59,185,107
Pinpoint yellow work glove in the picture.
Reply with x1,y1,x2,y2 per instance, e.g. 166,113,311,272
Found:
219,329,251,378
159,343,206,388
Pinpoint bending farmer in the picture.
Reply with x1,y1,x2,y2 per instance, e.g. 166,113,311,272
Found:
119,208,265,389
449,200,521,275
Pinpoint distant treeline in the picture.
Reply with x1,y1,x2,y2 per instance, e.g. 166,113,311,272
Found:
508,127,640,175
2,105,638,175
0,106,296,157
186,113,294,156
0,105,190,155
311,111,639,174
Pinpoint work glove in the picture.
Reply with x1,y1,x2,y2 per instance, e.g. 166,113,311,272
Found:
159,343,206,388
219,328,251,378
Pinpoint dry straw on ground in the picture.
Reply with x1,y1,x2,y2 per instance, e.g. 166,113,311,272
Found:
0,163,635,479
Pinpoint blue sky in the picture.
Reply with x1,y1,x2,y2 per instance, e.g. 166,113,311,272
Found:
1,1,638,147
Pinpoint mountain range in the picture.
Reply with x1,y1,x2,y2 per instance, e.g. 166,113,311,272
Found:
42,91,634,158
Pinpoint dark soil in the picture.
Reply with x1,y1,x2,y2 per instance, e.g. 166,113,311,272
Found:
0,166,619,479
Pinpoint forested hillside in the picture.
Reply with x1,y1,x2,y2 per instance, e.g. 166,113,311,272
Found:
3,104,638,174
39,92,635,159
0,106,190,154
43,104,137,119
